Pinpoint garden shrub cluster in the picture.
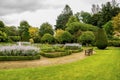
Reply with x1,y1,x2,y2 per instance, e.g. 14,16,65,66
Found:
108,40,120,47
40,44,83,58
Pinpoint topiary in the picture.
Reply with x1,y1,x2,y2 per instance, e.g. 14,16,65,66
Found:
96,28,108,49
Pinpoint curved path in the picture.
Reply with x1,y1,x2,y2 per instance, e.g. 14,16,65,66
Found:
0,51,92,69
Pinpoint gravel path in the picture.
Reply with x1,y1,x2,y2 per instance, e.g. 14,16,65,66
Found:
0,51,89,69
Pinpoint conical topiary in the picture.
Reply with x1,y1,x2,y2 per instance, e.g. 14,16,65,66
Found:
96,28,108,49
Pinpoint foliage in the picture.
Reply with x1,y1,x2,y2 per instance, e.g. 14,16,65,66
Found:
0,55,40,61
18,21,30,41
112,13,120,32
29,38,34,44
8,36,21,42
0,31,8,42
75,11,92,23
0,45,39,56
4,26,19,36
108,40,120,47
103,21,114,39
55,30,73,44
55,29,64,43
90,1,120,27
29,27,40,43
0,20,5,28
40,50,72,58
39,22,54,37
66,16,80,34
96,28,108,49
64,43,82,50
55,5,73,30
78,31,95,45
41,33,55,44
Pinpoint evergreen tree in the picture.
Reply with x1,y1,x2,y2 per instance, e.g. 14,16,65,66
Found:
55,5,73,30
96,28,108,49
18,21,30,41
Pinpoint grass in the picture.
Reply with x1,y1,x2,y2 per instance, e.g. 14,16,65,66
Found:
0,47,120,80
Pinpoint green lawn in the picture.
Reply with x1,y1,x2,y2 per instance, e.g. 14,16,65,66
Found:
0,47,120,80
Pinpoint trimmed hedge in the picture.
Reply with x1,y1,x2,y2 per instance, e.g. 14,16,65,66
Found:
108,40,120,47
0,55,40,61
70,49,83,53
40,50,72,58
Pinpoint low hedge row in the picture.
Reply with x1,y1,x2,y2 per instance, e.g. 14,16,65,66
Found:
0,55,40,61
108,40,120,47
40,50,72,58
70,49,83,53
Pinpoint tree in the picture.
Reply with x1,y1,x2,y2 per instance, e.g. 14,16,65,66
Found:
112,13,120,32
91,4,101,14
39,22,54,37
55,29,72,43
90,1,120,27
55,5,73,30
77,31,95,46
0,21,5,28
0,31,8,42
96,28,108,49
4,26,19,36
29,27,40,43
41,33,55,44
18,20,30,41
76,11,92,24
103,21,114,39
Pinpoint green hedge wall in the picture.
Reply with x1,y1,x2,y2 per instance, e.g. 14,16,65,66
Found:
0,55,40,61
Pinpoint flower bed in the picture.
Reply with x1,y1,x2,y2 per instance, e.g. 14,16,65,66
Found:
0,45,40,61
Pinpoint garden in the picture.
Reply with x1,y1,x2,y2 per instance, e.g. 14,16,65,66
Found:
0,0,120,80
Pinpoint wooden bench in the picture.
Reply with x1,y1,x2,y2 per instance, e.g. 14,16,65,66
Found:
85,48,93,56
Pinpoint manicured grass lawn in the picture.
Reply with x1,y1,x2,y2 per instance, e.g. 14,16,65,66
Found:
0,47,120,80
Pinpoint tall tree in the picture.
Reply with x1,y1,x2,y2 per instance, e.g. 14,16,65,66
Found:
55,5,73,30
39,22,54,37
80,11,92,24
90,1,120,27
18,21,30,41
0,20,5,28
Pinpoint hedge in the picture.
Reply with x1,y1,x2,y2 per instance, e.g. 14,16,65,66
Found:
40,50,72,58
108,40,120,47
0,55,40,61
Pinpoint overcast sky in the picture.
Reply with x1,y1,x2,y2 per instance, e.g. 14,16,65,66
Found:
0,0,120,27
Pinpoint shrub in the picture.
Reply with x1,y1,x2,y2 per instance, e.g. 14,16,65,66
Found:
0,55,40,61
64,43,82,50
0,45,39,56
96,28,108,49
41,33,55,44
40,50,72,58
8,36,21,42
29,38,34,44
108,40,120,47
40,44,55,53
0,31,8,42
55,30,73,43
77,31,95,46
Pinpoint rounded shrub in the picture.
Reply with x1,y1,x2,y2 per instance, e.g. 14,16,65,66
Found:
41,33,55,44
77,31,95,46
96,28,108,49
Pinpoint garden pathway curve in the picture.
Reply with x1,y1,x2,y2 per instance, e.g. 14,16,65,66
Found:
0,51,94,69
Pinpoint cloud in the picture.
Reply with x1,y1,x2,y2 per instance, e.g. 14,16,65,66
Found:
0,0,63,15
